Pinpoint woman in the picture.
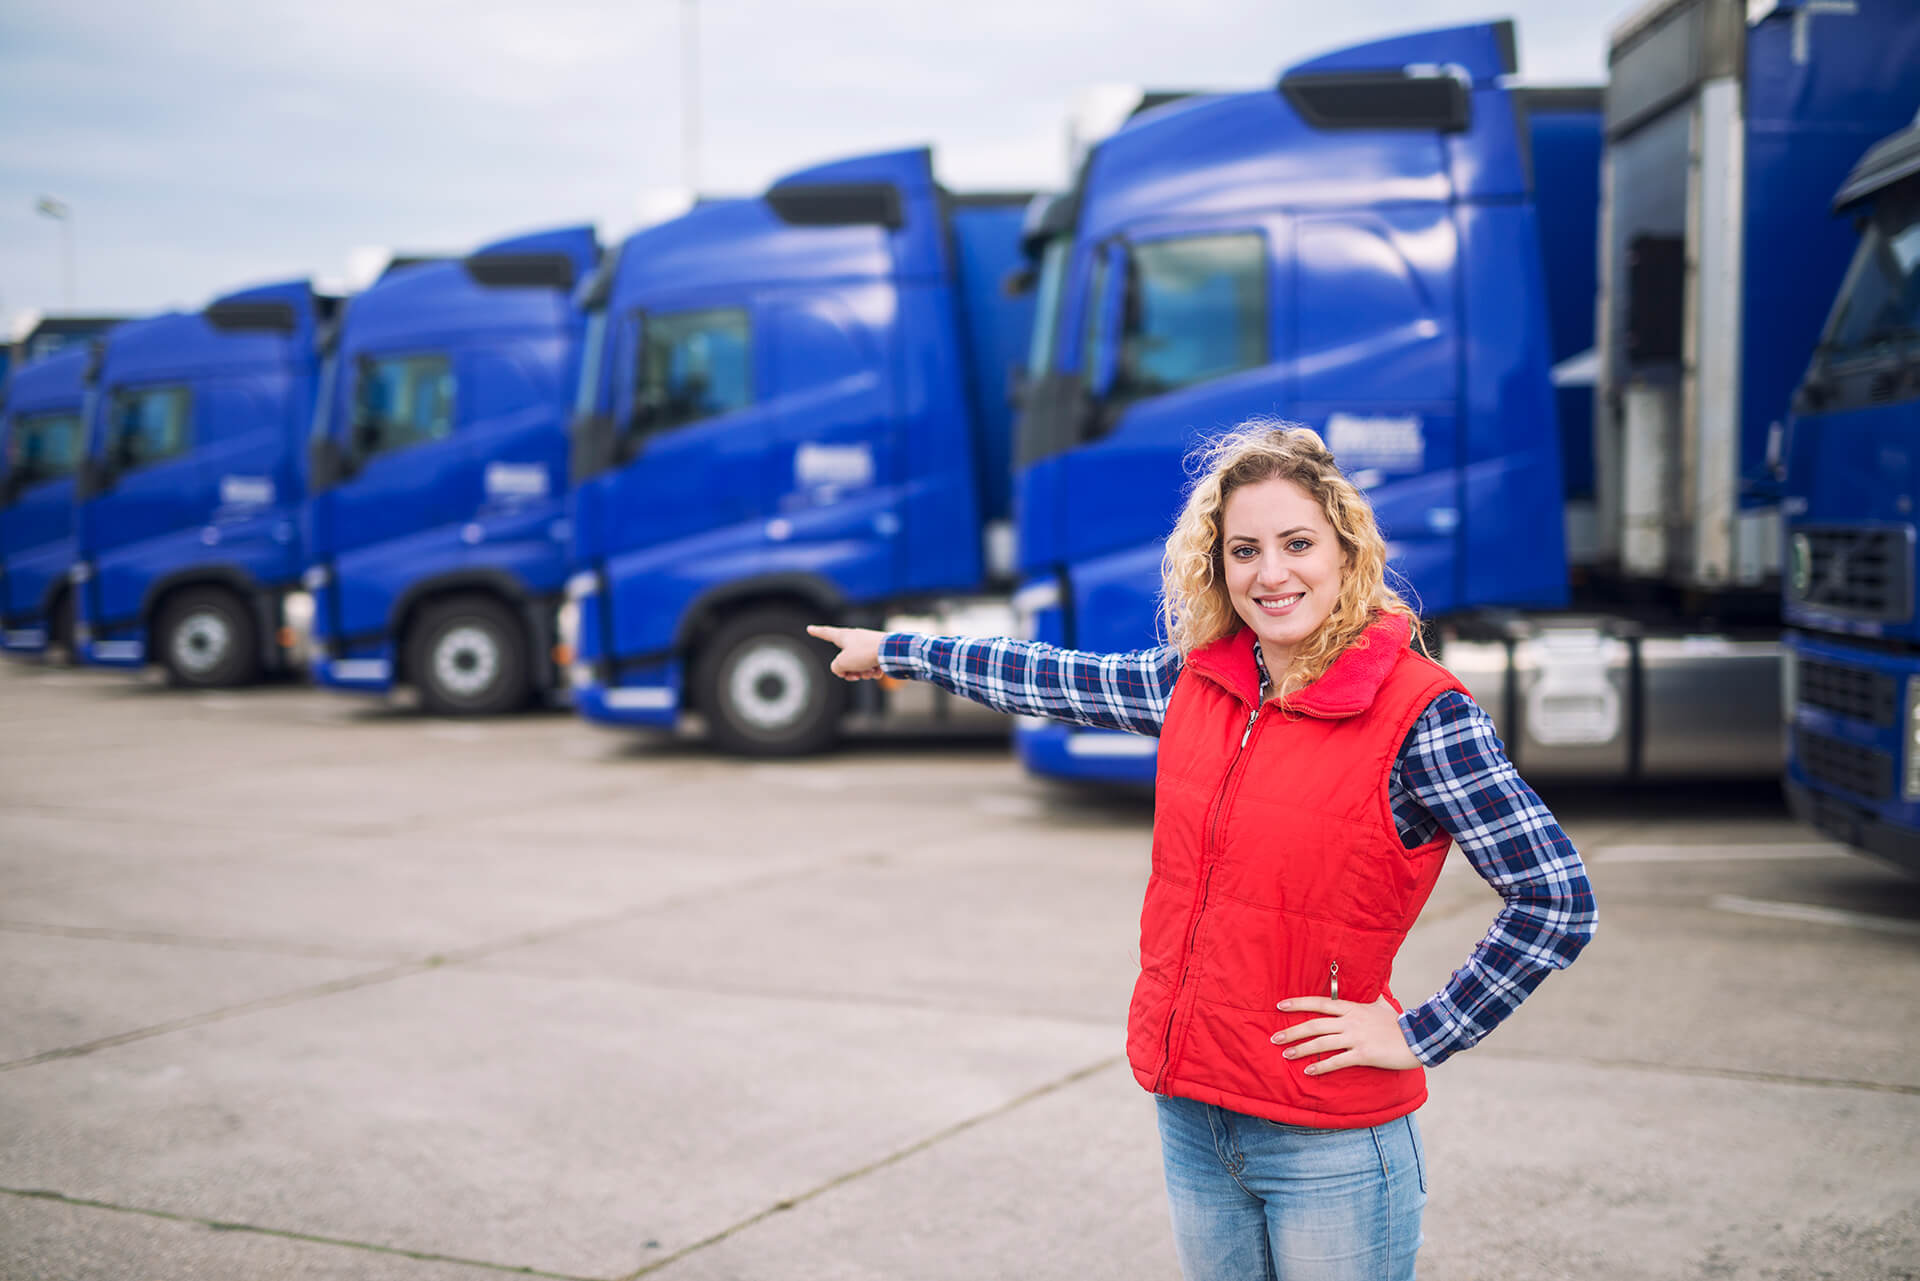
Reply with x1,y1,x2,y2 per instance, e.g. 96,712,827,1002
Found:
809,424,1596,1281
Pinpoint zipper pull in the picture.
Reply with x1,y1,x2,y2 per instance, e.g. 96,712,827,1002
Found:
1240,704,1260,747
1328,961,1340,1001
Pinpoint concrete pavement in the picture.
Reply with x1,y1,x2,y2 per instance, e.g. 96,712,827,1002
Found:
1,661,1916,1279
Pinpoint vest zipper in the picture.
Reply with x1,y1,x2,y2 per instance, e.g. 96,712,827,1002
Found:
1153,696,1263,1094
1328,960,1340,1001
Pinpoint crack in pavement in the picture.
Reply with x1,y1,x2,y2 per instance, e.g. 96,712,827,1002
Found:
616,1054,1127,1280
0,1186,603,1280
1476,1046,1920,1096
0,919,400,962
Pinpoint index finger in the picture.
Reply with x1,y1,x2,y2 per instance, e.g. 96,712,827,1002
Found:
1276,997,1347,1015
806,625,845,643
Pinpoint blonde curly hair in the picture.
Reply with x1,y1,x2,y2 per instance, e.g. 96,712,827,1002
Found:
1158,421,1421,704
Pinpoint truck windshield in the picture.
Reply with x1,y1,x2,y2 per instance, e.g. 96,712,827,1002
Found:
575,306,608,419
1821,192,1920,365
1025,236,1074,377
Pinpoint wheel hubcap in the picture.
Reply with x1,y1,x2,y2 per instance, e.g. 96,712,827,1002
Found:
433,624,500,699
172,610,232,675
728,641,811,732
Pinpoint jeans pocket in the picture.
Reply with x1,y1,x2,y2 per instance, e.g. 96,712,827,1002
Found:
1256,1118,1327,1136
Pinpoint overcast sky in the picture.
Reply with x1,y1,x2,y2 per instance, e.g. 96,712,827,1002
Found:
0,0,1622,330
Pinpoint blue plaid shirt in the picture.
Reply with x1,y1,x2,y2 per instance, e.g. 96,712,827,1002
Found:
879,633,1596,1068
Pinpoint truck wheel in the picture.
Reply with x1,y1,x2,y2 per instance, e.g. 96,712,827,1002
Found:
408,594,530,716
697,610,848,756
158,586,261,688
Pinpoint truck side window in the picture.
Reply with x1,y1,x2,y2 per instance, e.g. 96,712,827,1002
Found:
354,355,455,456
6,411,83,489
637,308,752,433
1114,233,1267,399
108,387,192,471
1821,197,1920,367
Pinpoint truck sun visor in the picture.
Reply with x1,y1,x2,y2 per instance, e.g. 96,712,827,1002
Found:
1279,70,1471,133
765,183,904,230
1832,123,1920,213
204,300,298,334
463,252,578,291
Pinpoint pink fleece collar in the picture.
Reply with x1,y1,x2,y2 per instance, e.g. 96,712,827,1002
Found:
1186,613,1413,718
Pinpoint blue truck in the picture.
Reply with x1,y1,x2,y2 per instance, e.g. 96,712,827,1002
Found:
561,147,1035,753
1780,109,1920,874
298,226,597,715
1008,6,1919,786
72,281,334,686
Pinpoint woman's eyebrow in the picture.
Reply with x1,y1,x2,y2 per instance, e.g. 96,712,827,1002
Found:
1225,526,1314,543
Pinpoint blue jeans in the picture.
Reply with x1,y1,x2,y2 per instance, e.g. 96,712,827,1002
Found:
1155,1095,1426,1281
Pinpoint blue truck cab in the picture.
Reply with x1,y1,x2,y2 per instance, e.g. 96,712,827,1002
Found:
1012,22,1607,782
72,281,333,686
0,318,127,659
563,147,1034,753
1010,8,1919,789
1781,113,1920,874
299,226,597,715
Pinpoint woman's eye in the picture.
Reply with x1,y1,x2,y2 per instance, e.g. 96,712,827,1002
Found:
1287,539,1311,553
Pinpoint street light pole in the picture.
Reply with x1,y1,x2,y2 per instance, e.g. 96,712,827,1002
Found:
682,0,700,196
34,195,74,308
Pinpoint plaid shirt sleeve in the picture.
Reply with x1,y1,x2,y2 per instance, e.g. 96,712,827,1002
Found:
878,633,1181,736
1389,690,1598,1067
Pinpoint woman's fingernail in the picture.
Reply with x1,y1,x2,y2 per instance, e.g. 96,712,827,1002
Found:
1275,1001,1291,1011
1281,1049,1295,1059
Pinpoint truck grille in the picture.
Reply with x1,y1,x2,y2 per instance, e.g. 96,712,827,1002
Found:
1796,729,1893,802
1797,657,1897,727
1790,527,1912,621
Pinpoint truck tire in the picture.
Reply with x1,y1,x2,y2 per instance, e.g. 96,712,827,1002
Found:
158,586,261,688
408,594,530,716
697,609,847,756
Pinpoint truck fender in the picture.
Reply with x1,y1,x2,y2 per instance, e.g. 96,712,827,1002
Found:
671,573,850,654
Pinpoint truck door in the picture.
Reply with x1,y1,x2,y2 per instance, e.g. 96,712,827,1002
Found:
599,296,773,655
91,381,207,626
1070,220,1288,652
1290,209,1462,613
329,350,460,638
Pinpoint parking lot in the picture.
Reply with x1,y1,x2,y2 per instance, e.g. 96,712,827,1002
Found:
1,659,1917,1281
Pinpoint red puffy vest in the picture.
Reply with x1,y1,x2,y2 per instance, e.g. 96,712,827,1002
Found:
1128,614,1467,1129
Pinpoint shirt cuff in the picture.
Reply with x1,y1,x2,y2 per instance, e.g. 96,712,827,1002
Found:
877,632,923,679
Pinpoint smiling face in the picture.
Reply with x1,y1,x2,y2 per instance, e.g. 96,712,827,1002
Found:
1220,476,1346,677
